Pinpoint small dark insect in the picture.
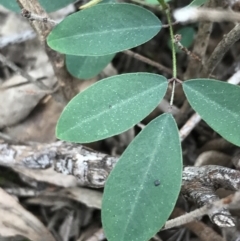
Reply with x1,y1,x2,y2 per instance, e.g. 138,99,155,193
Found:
154,180,161,186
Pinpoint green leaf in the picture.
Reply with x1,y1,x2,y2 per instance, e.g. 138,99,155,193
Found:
188,0,207,7
102,113,182,241
0,0,76,12
143,0,171,5
183,79,240,146
168,27,195,52
0,1,19,11
99,0,116,4
47,3,162,56
56,73,168,143
66,54,115,79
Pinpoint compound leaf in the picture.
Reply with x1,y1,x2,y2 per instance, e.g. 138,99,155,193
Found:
102,113,182,241
66,54,115,79
0,0,76,12
183,79,240,146
56,73,168,143
47,3,162,56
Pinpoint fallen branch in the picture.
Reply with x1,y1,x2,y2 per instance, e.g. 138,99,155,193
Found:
1,141,240,228
170,208,227,241
164,191,240,230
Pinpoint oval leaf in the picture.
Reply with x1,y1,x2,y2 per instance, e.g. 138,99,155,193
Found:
183,79,240,146
47,3,162,56
102,113,182,241
0,0,76,12
66,54,115,79
56,73,168,143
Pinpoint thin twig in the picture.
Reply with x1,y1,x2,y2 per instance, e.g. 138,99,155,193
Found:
174,7,240,23
170,208,227,241
158,98,180,115
21,9,58,25
202,23,240,77
174,34,202,62
163,192,239,230
17,0,78,103
0,52,49,90
162,21,179,28
184,0,218,80
123,50,173,76
179,0,238,134
179,113,202,142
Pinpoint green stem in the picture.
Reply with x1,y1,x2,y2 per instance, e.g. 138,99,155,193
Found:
158,0,177,78
170,79,175,106
166,10,177,78
158,0,177,107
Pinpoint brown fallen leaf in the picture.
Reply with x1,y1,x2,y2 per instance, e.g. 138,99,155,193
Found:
5,98,64,143
0,188,56,241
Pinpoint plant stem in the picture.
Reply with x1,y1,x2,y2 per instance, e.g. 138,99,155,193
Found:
169,79,175,106
158,0,177,107
166,11,177,78
158,0,177,78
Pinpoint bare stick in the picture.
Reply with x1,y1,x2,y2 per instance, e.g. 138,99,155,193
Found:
164,192,240,230
123,50,173,76
170,208,227,241
184,0,219,80
0,52,49,90
180,0,219,125
162,21,179,28
202,23,240,77
174,7,240,23
179,113,201,142
17,0,78,103
21,9,58,25
174,34,202,62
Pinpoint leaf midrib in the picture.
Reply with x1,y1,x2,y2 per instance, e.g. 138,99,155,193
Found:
185,85,240,120
60,81,167,136
120,117,167,241
50,25,160,43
